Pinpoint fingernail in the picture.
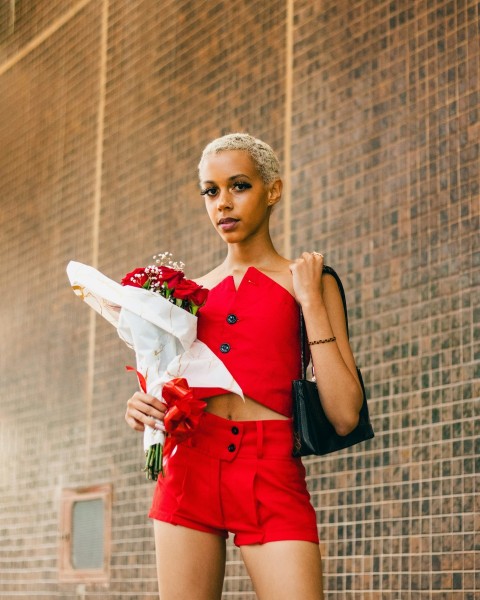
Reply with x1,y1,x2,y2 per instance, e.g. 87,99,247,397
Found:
154,421,165,431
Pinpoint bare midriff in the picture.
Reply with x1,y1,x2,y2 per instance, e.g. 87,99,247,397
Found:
205,393,289,421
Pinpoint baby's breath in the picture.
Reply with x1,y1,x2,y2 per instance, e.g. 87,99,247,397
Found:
153,251,185,271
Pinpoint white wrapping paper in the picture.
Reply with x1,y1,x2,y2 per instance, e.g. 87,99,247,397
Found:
66,261,244,452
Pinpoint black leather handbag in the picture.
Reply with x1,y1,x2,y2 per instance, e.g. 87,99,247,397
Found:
292,266,374,457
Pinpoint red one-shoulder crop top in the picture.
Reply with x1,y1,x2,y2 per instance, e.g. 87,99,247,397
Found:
195,266,301,417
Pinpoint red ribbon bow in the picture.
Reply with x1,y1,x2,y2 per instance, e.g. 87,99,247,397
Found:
162,377,206,440
126,367,206,460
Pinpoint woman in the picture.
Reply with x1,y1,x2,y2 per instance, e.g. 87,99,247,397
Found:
125,133,363,599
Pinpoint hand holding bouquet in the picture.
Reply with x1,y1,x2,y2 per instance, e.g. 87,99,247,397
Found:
121,253,208,479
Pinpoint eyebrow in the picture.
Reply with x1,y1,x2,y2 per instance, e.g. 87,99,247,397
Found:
200,173,252,185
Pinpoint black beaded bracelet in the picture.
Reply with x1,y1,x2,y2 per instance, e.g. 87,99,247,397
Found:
308,336,336,345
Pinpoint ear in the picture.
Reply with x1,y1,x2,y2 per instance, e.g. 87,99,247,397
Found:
267,179,282,206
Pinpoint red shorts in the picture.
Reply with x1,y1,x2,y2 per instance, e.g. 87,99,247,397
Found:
149,411,319,547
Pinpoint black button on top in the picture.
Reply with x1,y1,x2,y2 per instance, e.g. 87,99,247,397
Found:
226,314,238,324
220,343,231,353
228,443,236,452
231,426,239,435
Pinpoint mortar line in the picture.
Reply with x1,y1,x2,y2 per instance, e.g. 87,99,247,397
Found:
8,0,15,36
85,0,109,475
283,0,293,259
0,0,92,75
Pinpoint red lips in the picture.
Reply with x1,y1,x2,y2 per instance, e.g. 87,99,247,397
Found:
218,217,240,231
218,218,239,225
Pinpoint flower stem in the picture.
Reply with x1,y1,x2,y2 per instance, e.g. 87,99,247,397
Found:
143,443,163,481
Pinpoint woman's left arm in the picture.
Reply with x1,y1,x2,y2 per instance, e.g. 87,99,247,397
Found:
290,252,364,436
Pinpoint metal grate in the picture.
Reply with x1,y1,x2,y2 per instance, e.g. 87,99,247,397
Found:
71,498,104,570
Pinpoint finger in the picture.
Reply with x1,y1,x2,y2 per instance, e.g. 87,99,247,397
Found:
304,251,323,261
125,412,145,432
132,390,159,404
304,252,324,271
313,253,324,269
142,402,167,421
143,414,166,431
298,252,322,266
292,253,322,271
128,394,166,419
125,408,165,431
290,253,309,268
126,391,166,431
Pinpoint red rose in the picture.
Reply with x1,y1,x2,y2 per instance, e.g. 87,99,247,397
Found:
158,266,184,288
173,280,208,307
172,279,201,300
189,286,209,307
121,268,150,288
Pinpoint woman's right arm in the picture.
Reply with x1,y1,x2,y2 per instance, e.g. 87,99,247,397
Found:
125,391,167,432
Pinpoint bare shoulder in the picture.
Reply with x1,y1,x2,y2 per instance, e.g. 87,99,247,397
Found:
322,269,344,303
191,264,227,289
260,256,295,294
322,271,348,329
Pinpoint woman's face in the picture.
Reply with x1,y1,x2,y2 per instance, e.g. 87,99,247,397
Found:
199,150,281,244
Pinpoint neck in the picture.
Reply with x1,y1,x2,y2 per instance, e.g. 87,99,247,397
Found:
222,236,281,271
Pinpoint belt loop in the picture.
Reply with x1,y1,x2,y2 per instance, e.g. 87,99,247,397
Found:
256,421,264,458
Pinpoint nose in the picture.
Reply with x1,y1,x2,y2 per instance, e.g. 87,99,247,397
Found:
216,188,233,210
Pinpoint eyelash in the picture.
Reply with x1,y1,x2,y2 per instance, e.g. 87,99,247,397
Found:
200,182,252,196
199,187,217,197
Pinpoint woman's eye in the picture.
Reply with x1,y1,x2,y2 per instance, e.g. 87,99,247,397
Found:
232,182,251,191
200,187,218,197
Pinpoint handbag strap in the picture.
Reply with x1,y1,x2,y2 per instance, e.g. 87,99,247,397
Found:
299,265,350,378
299,309,308,378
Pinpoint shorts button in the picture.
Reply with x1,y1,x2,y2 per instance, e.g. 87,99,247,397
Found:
231,426,239,435
226,314,238,324
227,443,236,452
220,343,230,353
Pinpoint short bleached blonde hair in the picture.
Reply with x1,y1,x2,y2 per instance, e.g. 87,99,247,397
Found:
198,133,281,184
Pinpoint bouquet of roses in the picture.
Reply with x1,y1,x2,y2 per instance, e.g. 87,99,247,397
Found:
120,253,209,478
67,253,243,480
121,254,208,316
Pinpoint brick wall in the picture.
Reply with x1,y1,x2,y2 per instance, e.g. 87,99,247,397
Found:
0,1,478,598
